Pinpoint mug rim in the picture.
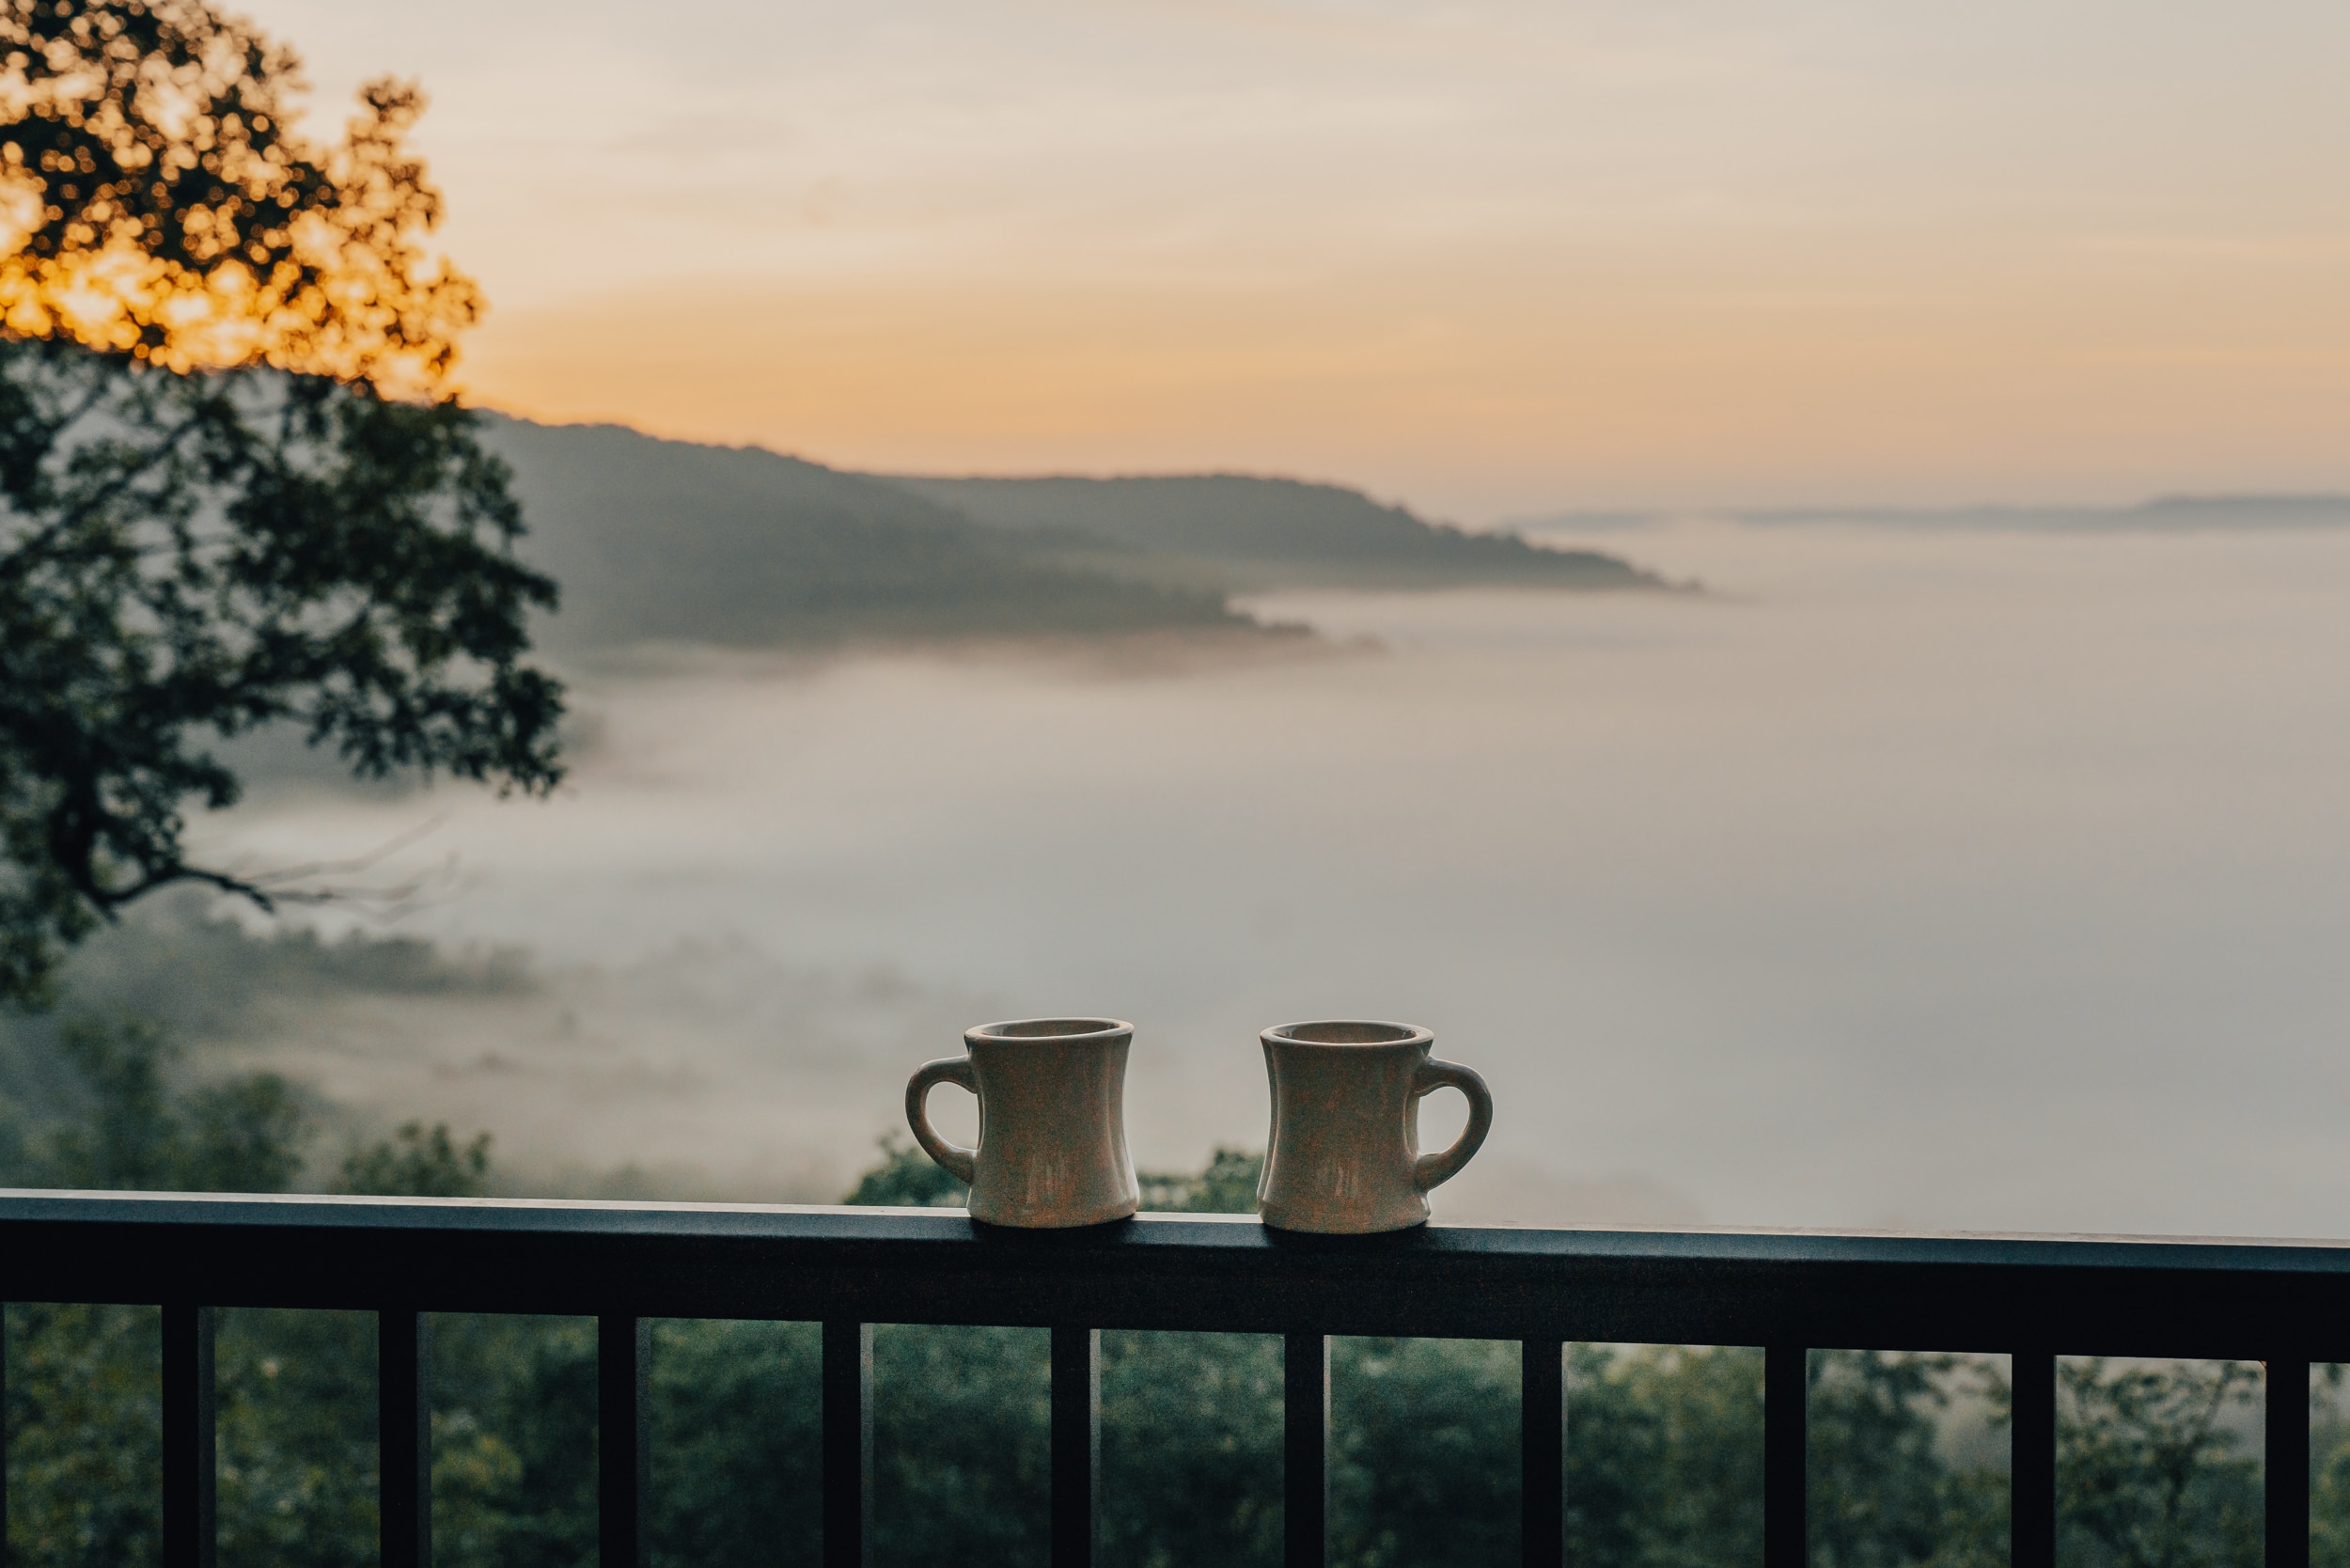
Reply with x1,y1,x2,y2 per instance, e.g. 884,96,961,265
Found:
1262,1019,1434,1048
966,1016,1134,1044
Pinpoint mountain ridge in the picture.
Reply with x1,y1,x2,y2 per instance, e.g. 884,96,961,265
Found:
889,471,1668,591
475,416,1679,654
479,416,1246,653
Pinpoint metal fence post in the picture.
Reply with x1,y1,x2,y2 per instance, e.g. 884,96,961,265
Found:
1523,1338,1564,1568
2,1301,9,1568
1052,1326,1101,1567
599,1316,650,1568
161,1303,216,1568
2013,1348,2057,1568
2269,1357,2311,1568
381,1310,431,1568
1763,1345,1807,1568
822,1320,873,1568
1286,1332,1329,1568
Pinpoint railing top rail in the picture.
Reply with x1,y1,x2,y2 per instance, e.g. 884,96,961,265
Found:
6,1190,2346,1357
6,1186,2350,1265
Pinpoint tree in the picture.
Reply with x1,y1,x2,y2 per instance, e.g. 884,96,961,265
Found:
0,0,564,1007
333,1116,491,1198
2057,1357,2262,1568
37,1011,306,1190
840,1129,970,1206
0,1004,506,1568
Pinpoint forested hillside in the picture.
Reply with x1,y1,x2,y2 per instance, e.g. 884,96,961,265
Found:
893,472,1672,590
479,417,1245,651
475,418,1673,655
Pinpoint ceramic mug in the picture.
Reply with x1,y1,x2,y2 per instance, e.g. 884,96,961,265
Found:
1256,1020,1493,1233
906,1017,1141,1229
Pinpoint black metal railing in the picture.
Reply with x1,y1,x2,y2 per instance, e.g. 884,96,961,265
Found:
3,1189,2346,1568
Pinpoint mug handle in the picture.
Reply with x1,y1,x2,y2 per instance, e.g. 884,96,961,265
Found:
1411,1058,1494,1194
905,1058,979,1186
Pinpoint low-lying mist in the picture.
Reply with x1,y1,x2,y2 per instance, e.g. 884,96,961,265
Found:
17,902,979,1203
42,516,2350,1235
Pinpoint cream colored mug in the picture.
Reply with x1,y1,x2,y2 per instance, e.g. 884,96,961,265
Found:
1256,1020,1494,1233
905,1017,1141,1229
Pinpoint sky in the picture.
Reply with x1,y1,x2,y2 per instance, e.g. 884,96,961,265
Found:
239,0,2350,521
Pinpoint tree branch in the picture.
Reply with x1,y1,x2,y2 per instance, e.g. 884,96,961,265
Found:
96,812,459,919
0,404,214,576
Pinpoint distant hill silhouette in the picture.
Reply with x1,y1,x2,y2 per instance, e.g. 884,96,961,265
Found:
479,416,1243,651
1750,494,2350,530
890,473,1669,591
476,416,1676,653
1519,494,2350,534
2123,494,2350,527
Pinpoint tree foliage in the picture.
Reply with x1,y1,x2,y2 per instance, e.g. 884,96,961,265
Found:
0,1008,497,1568
0,0,478,384
15,1011,303,1188
334,1116,491,1199
847,1133,1266,1214
0,2,563,1008
2058,1356,2264,1568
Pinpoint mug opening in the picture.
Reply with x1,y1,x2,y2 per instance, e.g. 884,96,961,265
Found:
974,1017,1128,1042
1272,1020,1425,1046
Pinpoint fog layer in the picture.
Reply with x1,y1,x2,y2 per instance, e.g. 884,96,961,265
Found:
190,522,2350,1233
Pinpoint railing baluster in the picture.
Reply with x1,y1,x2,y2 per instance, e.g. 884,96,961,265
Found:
1522,1338,1564,1568
380,1310,431,1568
3,1301,10,1568
2013,1348,2057,1568
822,1320,873,1568
2268,1356,2311,1568
1762,1344,1806,1568
1051,1326,1101,1567
599,1315,650,1568
161,1303,216,1568
1285,1331,1328,1568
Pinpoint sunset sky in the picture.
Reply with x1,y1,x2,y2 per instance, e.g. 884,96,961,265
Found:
243,0,2348,521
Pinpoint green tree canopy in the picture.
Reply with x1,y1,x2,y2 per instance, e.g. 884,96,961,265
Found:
0,1,563,1007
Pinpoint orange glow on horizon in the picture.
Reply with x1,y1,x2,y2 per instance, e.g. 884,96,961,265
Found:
458,235,2350,520
77,0,2350,518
